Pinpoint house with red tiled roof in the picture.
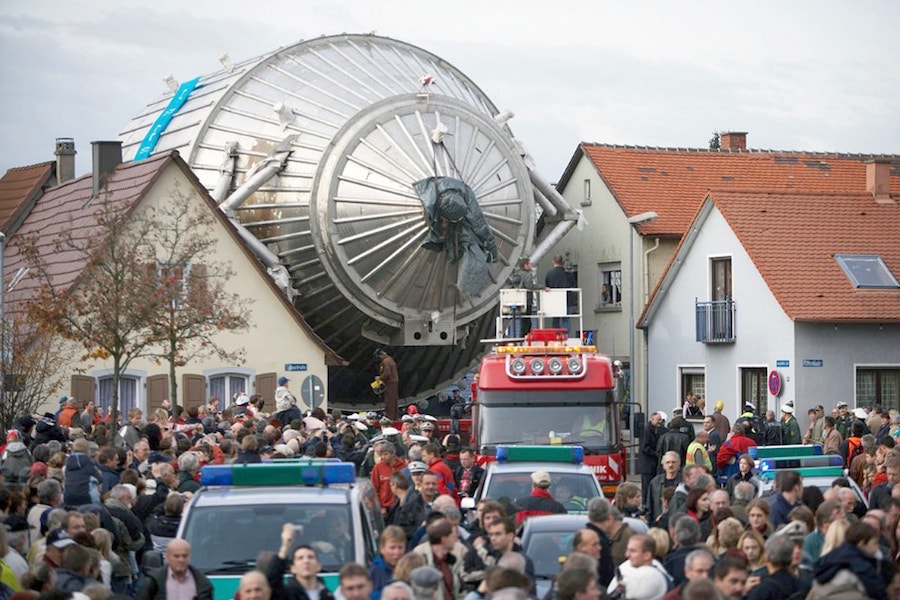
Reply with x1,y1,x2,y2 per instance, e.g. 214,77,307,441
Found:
636,160,900,422
0,138,78,236
3,142,342,417
546,133,900,421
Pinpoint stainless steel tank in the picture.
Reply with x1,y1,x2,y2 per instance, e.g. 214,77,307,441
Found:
120,34,570,406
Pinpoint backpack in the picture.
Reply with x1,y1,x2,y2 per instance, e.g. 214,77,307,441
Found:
845,438,864,465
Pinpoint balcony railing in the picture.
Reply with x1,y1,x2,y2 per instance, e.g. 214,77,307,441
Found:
696,299,736,343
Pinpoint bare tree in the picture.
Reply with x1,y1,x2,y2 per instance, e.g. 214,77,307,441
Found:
0,324,68,430
24,194,165,423
144,186,252,409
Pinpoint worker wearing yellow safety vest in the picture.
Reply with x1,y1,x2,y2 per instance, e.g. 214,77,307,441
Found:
685,429,712,472
573,406,608,440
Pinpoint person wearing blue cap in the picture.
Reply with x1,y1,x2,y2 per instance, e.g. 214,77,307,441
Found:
274,376,306,424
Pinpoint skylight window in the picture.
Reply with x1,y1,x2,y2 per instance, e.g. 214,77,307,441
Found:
835,254,900,288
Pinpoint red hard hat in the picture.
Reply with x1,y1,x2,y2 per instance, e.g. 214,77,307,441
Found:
407,405,418,415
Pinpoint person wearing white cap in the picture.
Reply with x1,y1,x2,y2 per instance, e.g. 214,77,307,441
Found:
780,404,802,445
515,470,567,526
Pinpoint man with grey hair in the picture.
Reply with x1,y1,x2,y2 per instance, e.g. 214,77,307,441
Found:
744,533,810,600
105,484,147,594
381,580,414,600
586,497,614,587
28,478,63,545
663,515,701,587
371,441,407,516
176,451,201,493
667,548,715,598
731,481,756,526
648,451,682,524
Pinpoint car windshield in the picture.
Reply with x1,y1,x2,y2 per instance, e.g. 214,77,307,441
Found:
181,503,353,573
486,472,600,510
477,390,616,450
525,530,578,577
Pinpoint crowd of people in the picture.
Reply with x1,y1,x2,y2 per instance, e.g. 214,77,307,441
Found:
626,397,900,599
0,387,897,600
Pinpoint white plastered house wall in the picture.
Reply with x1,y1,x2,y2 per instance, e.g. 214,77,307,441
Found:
542,152,677,410
36,161,330,415
642,201,793,423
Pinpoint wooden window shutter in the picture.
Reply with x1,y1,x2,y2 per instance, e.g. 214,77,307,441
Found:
255,372,277,405
71,375,95,406
182,374,206,411
146,374,169,414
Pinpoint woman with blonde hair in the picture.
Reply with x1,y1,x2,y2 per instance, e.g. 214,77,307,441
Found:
820,517,850,557
646,527,670,560
738,529,766,571
708,517,744,556
90,528,119,587
392,552,427,584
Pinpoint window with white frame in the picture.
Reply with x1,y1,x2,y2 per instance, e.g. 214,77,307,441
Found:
582,179,592,206
598,262,622,308
857,367,900,412
210,373,249,405
99,376,139,416
680,367,706,404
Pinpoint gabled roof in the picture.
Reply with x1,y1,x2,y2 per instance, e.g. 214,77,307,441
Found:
0,162,54,236
558,144,900,237
3,152,344,365
640,190,900,325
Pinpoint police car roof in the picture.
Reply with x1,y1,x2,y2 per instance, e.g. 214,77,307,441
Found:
190,485,354,508
487,461,592,476
520,513,588,533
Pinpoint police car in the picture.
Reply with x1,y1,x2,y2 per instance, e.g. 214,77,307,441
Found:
461,445,602,515
750,444,868,508
174,460,384,600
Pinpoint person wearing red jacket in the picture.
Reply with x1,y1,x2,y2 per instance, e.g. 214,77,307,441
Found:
516,470,567,525
370,441,407,514
421,443,456,499
717,422,758,471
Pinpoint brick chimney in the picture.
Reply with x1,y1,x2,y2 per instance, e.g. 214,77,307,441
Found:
91,141,123,197
54,138,76,184
720,132,747,151
866,158,894,204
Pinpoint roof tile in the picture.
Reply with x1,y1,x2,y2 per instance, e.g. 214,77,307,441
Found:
578,144,900,237
712,190,900,322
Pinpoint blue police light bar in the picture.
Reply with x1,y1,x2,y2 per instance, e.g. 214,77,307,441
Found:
200,462,356,486
495,445,584,464
748,444,822,460
757,466,844,481
758,455,844,472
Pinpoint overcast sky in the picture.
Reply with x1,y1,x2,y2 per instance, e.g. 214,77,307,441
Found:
2,1,899,182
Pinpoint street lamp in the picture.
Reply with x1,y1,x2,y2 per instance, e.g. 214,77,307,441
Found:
627,211,658,412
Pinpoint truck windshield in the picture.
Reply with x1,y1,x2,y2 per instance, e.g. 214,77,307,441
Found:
181,503,353,574
477,390,617,451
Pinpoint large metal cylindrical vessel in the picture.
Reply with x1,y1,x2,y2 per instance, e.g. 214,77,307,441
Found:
120,34,535,406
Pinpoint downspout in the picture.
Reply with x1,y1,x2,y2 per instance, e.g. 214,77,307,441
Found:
643,238,660,303
639,237,660,426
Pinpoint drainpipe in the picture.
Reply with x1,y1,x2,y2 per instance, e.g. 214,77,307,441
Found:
643,238,660,303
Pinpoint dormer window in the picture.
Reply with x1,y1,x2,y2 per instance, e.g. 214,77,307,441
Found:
835,254,899,288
